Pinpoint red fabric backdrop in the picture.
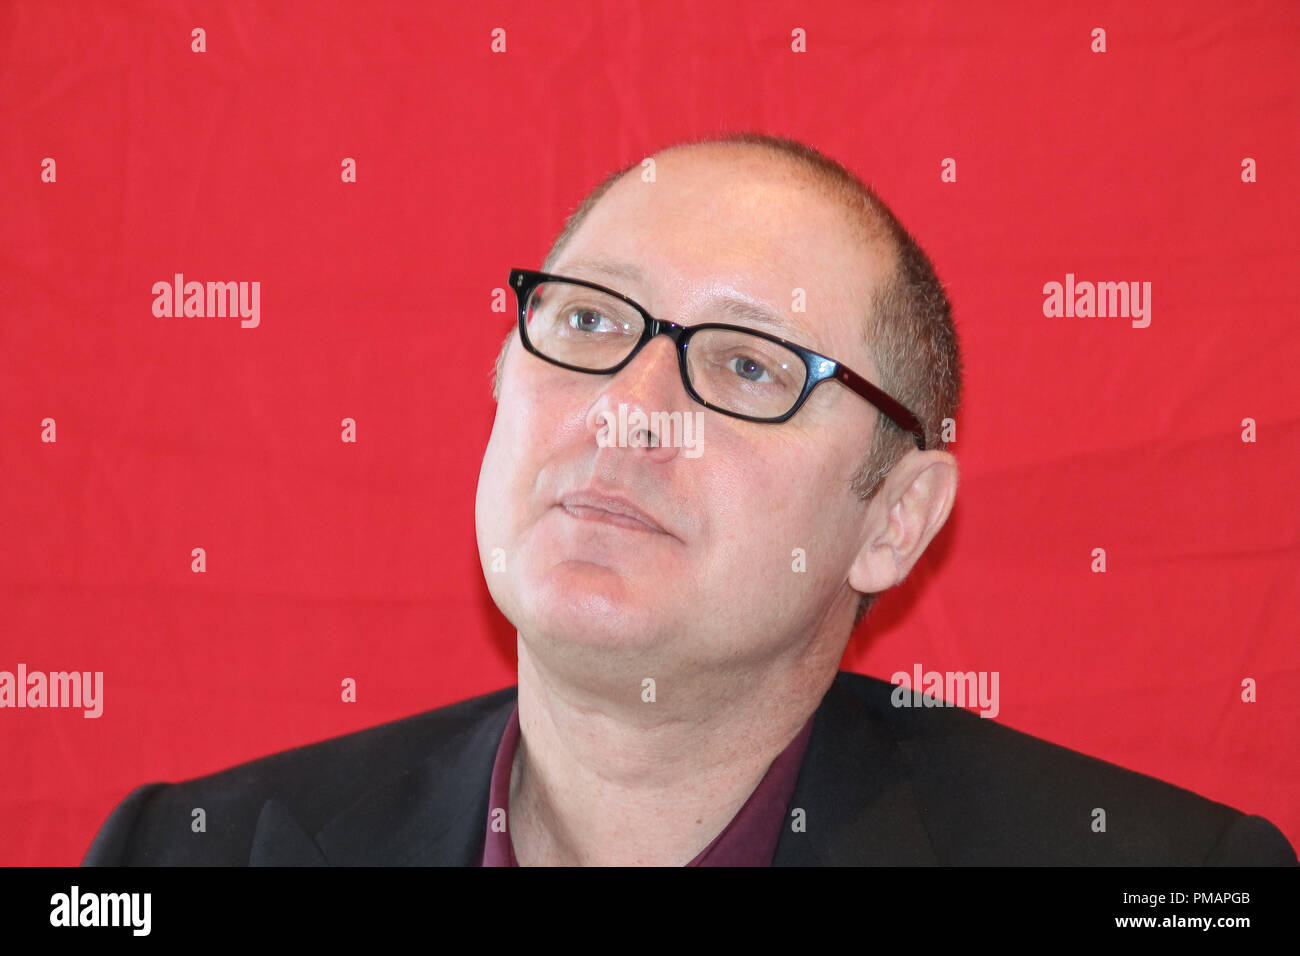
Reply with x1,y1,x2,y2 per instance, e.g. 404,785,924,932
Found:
2,0,1297,866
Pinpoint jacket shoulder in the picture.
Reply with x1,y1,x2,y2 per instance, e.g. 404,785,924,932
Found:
82,684,517,866
828,670,1296,865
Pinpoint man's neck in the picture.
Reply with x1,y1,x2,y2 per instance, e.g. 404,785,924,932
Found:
507,641,834,866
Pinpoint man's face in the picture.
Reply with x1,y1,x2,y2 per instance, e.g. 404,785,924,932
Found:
476,147,893,684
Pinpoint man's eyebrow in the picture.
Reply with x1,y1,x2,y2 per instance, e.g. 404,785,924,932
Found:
559,257,817,346
713,297,815,345
560,257,646,285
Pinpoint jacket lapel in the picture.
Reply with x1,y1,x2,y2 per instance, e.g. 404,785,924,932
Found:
249,799,328,866
248,688,517,866
773,673,938,865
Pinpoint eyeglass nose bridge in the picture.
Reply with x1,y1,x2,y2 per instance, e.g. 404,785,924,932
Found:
603,316,696,393
594,316,737,421
586,310,686,369
637,316,692,351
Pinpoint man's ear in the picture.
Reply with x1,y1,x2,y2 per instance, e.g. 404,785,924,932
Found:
847,450,958,596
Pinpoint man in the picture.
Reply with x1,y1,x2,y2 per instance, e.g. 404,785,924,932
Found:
84,132,1296,866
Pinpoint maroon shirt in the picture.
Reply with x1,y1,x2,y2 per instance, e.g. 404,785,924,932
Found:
480,702,814,866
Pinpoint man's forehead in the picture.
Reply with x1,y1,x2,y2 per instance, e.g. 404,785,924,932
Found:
571,154,884,292
556,254,644,286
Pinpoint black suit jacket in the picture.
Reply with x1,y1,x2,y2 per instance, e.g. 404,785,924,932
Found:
82,670,1296,865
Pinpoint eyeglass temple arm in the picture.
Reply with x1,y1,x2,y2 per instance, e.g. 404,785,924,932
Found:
831,365,927,452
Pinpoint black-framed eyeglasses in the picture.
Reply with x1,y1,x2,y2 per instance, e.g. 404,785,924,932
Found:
509,268,926,451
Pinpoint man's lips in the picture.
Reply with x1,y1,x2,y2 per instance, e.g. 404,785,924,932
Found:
557,490,671,537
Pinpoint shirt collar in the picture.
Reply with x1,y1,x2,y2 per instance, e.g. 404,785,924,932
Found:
481,702,814,866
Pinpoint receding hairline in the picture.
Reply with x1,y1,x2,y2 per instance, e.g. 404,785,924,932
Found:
544,139,900,277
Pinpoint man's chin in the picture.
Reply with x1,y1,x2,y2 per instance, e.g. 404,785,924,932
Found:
518,564,670,651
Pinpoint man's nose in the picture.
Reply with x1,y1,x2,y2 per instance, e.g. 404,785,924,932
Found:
584,334,690,461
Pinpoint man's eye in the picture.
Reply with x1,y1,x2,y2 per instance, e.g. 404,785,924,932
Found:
567,308,613,332
728,354,773,383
